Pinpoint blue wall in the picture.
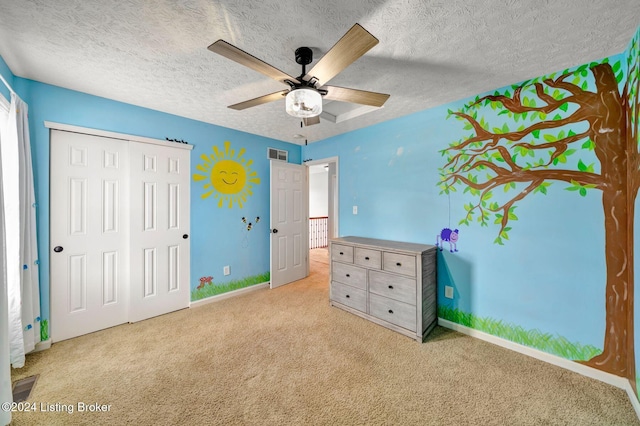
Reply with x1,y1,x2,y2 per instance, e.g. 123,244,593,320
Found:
0,56,13,101
303,55,628,357
0,62,301,324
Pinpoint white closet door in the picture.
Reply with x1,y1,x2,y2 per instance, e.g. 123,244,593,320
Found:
129,141,190,322
50,131,129,341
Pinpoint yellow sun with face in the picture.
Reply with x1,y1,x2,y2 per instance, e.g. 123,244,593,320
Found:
193,141,260,208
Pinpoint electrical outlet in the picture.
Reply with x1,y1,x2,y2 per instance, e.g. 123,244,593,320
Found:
444,286,454,299
223,265,230,276
353,205,358,215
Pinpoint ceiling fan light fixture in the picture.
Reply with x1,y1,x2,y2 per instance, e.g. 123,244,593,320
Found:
285,88,322,118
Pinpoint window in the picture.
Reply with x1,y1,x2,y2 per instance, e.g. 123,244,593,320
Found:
0,93,21,334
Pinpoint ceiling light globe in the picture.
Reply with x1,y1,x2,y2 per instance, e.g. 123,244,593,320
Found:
286,88,322,118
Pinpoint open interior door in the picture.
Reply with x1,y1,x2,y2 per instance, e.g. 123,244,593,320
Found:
270,161,308,288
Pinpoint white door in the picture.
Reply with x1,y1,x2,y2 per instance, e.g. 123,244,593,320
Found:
129,141,190,322
270,161,308,288
50,131,129,341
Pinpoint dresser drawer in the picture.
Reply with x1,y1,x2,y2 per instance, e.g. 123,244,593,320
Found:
332,244,354,263
331,281,367,312
383,252,416,277
368,270,416,305
332,262,367,290
354,247,381,269
369,293,416,332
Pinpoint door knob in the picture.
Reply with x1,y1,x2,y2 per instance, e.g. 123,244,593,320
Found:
53,246,63,253
183,234,189,239
272,229,278,234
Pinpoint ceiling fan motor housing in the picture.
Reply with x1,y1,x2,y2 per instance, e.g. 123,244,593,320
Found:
295,47,313,66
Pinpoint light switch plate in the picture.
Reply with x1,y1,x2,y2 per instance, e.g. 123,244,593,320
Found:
353,206,358,215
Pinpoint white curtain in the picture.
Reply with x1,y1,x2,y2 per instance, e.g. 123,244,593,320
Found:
1,93,40,370
0,95,11,426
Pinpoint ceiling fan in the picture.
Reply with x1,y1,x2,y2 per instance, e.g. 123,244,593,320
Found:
207,23,390,127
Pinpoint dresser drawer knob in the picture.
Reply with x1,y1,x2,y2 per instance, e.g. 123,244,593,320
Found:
396,262,402,267
346,295,350,298
388,309,394,314
346,274,350,277
340,252,344,255
365,256,370,260
388,285,393,289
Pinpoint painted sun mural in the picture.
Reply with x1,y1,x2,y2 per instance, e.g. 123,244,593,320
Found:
193,141,260,208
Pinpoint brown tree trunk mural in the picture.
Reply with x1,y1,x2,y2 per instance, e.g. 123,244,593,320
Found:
579,64,628,374
626,37,639,388
440,61,637,377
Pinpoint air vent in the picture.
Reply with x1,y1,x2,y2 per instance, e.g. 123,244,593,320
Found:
12,375,39,402
268,148,288,162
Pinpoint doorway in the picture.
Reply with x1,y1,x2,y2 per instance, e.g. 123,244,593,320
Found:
306,157,338,275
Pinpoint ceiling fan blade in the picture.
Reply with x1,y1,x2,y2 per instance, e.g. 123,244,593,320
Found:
208,40,300,85
322,86,390,107
304,23,379,87
228,90,288,110
303,116,321,126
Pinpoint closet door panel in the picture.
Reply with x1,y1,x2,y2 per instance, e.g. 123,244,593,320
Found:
50,130,129,342
129,142,190,322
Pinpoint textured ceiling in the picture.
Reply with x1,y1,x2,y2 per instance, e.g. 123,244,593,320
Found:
0,0,638,144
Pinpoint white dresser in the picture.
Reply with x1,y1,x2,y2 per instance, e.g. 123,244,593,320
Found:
329,236,437,342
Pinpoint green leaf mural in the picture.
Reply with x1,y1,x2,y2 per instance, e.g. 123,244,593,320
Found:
438,53,640,378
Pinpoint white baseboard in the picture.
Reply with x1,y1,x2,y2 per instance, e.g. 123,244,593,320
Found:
437,318,629,389
624,381,640,420
190,282,270,308
33,339,51,352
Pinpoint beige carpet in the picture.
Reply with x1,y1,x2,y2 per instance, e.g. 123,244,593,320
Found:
8,248,640,425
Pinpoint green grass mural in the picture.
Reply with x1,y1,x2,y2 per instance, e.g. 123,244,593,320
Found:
191,272,270,301
438,306,602,361
40,319,48,342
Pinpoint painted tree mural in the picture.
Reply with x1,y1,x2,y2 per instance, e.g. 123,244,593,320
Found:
438,39,638,377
